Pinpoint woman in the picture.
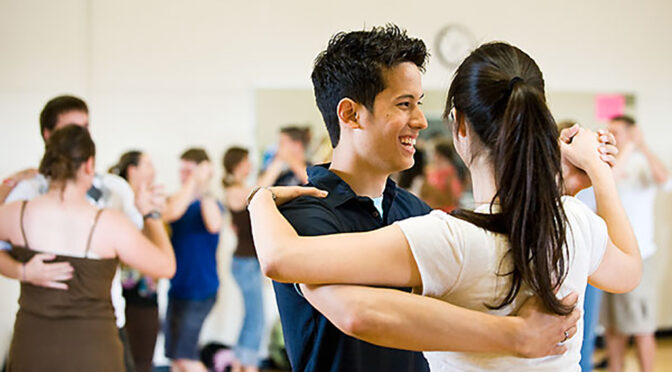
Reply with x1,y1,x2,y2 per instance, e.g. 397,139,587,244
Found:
247,42,641,371
222,147,265,372
0,125,175,372
110,150,164,372
162,148,223,372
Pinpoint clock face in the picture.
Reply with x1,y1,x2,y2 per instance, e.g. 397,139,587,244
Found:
436,24,476,69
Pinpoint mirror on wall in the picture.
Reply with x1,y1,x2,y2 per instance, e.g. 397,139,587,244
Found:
254,88,636,164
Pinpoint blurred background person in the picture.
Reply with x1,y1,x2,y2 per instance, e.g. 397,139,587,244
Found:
420,141,464,212
599,115,670,372
109,150,165,372
397,145,427,196
0,125,175,371
0,95,148,372
222,146,266,372
163,148,224,372
260,126,311,187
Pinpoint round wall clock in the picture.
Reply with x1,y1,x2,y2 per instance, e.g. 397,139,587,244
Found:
435,24,476,69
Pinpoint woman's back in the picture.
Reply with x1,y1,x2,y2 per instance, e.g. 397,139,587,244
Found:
396,196,608,371
8,200,124,372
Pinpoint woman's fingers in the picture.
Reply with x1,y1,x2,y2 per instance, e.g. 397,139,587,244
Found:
295,187,328,199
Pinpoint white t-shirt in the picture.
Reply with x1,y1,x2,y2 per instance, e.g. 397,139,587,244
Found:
576,151,669,259
1,173,143,328
395,196,608,371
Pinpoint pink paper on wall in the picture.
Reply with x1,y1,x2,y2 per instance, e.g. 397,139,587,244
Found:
595,94,625,122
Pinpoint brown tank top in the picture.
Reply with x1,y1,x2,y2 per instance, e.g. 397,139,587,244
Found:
11,201,118,320
231,208,257,258
8,201,123,372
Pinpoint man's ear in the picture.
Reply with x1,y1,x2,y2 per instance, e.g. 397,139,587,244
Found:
337,98,362,130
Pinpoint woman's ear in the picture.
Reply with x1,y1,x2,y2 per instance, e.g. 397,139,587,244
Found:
455,110,468,138
337,98,362,130
84,157,96,175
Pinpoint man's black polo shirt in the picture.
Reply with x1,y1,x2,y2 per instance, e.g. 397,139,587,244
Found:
273,164,431,372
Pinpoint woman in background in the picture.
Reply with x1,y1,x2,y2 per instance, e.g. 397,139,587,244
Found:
0,125,175,372
222,147,265,372
110,150,165,372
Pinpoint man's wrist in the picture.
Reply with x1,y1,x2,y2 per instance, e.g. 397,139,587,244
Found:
499,316,525,355
20,262,27,283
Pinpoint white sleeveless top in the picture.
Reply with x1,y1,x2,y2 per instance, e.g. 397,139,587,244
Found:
395,196,608,371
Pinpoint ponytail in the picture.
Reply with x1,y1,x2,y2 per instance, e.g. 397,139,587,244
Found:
493,80,569,315
448,42,570,315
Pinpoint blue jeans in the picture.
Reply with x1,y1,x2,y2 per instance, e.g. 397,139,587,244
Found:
580,284,603,371
231,256,264,366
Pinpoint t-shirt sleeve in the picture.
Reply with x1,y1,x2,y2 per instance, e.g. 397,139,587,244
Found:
394,210,465,298
565,197,609,275
100,174,144,229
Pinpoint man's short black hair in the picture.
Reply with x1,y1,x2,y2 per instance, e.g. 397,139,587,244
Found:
311,24,428,147
39,95,88,138
610,115,636,126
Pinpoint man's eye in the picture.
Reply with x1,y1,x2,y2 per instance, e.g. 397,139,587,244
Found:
398,102,410,108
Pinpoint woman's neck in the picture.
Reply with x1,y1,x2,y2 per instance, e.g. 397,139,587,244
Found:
46,179,90,202
468,157,498,205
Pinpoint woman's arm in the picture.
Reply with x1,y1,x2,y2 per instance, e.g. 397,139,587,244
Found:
561,129,641,292
586,163,641,292
249,188,421,288
301,283,580,357
200,195,222,233
163,177,198,223
108,211,176,278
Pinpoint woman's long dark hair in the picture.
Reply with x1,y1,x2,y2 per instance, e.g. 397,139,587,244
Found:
447,42,570,315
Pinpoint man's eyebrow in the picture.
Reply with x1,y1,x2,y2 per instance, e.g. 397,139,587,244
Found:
395,93,424,100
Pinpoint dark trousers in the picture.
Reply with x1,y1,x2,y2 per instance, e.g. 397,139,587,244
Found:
119,326,137,372
125,304,160,372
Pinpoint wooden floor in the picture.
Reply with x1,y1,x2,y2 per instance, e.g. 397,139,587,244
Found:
593,338,672,372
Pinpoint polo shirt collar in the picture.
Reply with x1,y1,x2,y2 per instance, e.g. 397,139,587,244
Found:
307,164,398,209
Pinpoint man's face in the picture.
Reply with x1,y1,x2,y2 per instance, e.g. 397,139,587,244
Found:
43,110,90,140
607,120,630,150
353,62,428,174
179,160,198,185
278,133,304,160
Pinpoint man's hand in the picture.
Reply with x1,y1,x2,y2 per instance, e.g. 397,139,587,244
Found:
511,292,580,358
7,168,39,184
560,124,618,195
24,253,74,290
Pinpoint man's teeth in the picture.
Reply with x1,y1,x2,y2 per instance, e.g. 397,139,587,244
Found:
400,138,416,146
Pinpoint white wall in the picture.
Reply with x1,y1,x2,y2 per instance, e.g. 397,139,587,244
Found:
1,0,672,364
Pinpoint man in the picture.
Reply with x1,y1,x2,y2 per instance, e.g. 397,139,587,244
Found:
272,25,581,372
260,126,311,187
599,115,669,372
0,95,159,372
